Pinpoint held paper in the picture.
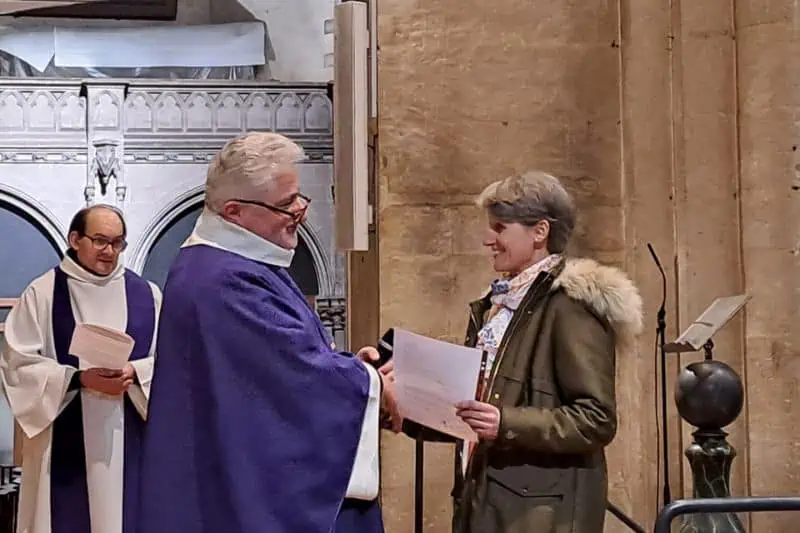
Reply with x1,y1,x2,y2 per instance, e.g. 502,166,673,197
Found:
68,323,135,370
393,328,482,442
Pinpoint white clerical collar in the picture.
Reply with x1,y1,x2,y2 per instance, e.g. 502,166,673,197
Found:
183,208,295,268
59,253,125,286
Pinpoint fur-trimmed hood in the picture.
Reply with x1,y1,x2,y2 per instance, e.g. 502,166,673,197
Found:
552,258,644,355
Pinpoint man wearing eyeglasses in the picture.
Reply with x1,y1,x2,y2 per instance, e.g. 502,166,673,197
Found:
0,205,161,533
137,132,400,533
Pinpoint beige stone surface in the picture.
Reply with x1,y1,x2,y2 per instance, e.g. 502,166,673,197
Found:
375,0,800,532
378,0,623,531
736,7,799,533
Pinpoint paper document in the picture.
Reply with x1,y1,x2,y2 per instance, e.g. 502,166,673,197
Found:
68,323,135,370
393,329,483,442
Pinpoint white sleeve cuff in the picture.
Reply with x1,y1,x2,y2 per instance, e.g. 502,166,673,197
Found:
345,361,381,501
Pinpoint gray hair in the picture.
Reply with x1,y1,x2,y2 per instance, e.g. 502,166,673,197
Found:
477,170,576,253
205,132,304,212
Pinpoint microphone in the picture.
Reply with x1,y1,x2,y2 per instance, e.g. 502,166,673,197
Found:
373,328,395,369
648,242,671,507
648,243,667,326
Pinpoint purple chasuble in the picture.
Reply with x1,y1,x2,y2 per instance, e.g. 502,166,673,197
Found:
137,245,383,533
50,267,155,533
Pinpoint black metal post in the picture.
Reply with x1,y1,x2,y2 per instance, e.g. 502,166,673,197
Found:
654,497,800,533
414,436,424,533
607,501,646,533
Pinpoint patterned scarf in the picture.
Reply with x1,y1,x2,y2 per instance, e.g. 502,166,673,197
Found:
476,254,562,380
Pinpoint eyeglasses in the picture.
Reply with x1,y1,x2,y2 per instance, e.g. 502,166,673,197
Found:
231,193,311,223
81,234,128,252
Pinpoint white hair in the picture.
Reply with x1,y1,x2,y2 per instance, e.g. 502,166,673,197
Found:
205,132,305,212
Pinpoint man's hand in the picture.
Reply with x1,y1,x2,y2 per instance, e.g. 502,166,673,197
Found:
356,346,395,382
79,368,129,397
120,363,136,388
380,374,403,433
456,400,501,441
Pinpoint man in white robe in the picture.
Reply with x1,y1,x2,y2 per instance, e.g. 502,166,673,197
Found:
0,205,161,533
137,132,400,533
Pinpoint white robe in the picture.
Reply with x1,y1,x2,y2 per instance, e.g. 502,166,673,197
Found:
0,256,161,533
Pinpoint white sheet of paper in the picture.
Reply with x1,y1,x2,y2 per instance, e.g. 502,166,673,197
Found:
393,329,483,442
68,323,135,370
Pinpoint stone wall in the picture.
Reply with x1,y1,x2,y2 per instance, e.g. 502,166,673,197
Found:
376,0,799,532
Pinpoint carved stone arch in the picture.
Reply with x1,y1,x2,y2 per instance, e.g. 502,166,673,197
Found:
243,91,273,131
153,91,185,131
185,91,213,131
0,90,25,131
131,189,333,298
296,223,334,297
0,185,68,252
27,90,58,131
274,92,302,132
124,91,156,132
128,186,205,273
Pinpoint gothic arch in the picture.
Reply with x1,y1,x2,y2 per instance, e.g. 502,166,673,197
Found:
0,185,67,253
131,189,333,296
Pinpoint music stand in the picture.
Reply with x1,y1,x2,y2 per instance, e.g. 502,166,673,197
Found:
664,294,751,358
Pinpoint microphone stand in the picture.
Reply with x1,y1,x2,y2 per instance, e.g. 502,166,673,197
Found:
648,243,671,507
604,245,670,533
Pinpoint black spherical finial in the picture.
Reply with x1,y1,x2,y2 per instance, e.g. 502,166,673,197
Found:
675,359,744,429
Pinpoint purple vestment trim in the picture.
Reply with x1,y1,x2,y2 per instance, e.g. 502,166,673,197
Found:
50,267,154,533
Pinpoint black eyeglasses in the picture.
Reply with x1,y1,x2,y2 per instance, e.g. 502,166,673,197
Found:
81,234,128,252
231,193,311,222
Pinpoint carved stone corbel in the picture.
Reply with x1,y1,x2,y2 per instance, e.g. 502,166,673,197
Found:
82,83,126,207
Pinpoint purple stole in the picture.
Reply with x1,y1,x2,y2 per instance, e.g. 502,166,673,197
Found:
50,267,155,533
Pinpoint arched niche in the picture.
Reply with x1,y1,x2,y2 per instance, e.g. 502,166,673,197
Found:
0,198,63,466
140,203,321,301
0,199,63,305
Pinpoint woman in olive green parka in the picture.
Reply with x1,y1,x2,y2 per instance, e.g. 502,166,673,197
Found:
404,171,643,533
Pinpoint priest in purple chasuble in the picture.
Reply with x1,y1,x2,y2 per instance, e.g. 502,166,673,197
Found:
0,205,161,533
137,132,402,533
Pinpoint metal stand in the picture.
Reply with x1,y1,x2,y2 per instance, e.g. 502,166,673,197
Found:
647,243,671,506
656,497,800,533
607,501,645,533
414,437,424,533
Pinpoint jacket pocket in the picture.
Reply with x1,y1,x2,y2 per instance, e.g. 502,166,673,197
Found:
483,473,564,533
487,463,571,496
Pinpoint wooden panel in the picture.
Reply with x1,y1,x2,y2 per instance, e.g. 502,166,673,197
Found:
17,0,177,20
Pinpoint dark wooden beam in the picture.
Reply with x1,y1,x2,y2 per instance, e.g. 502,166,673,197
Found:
16,0,177,21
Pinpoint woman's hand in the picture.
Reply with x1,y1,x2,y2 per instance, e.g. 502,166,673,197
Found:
456,400,501,441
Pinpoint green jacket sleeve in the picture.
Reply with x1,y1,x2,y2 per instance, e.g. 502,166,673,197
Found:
496,296,617,454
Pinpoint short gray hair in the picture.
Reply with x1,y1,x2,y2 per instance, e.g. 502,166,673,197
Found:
477,170,576,253
205,132,304,212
